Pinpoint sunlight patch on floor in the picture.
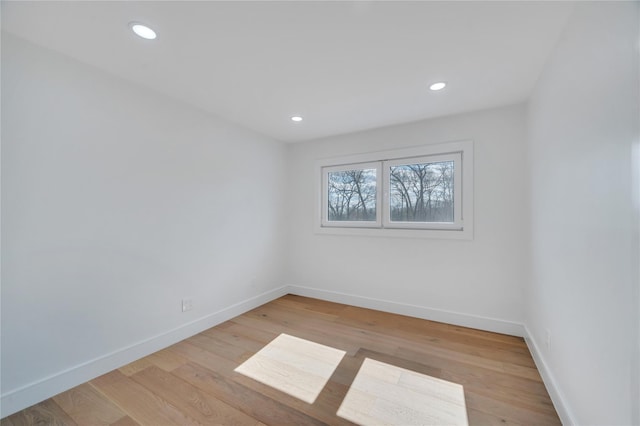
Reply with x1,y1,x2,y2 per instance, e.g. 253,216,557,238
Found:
234,333,346,404
337,358,469,426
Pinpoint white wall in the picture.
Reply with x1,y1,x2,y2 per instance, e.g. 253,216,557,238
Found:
1,34,287,415
526,2,640,424
285,104,529,332
4,3,638,423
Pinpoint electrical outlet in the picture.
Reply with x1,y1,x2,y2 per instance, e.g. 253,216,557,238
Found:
545,329,551,350
182,298,193,312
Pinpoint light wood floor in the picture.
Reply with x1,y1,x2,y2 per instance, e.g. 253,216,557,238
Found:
1,295,561,425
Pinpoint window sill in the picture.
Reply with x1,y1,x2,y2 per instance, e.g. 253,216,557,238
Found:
314,225,473,240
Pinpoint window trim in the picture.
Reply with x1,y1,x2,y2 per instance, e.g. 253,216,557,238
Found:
314,140,474,240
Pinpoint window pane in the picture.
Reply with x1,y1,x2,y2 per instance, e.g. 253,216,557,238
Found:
327,168,377,221
389,161,454,222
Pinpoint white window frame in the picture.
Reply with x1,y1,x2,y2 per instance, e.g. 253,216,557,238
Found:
315,140,473,240
321,161,382,228
383,153,462,230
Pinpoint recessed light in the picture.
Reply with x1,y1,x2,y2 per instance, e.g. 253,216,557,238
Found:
291,116,303,122
130,23,156,40
429,82,447,91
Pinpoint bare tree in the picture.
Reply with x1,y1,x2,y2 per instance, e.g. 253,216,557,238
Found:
328,169,376,221
389,161,453,222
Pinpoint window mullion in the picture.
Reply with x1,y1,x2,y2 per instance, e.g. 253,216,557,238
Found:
382,160,389,229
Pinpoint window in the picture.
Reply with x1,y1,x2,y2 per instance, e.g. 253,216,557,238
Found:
317,141,473,239
322,162,381,228
384,153,461,230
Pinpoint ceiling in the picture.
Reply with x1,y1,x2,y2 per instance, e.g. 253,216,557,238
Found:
1,1,575,142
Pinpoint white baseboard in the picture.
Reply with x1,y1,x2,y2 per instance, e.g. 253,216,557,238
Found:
0,285,289,418
524,325,576,426
2,285,575,425
287,285,525,337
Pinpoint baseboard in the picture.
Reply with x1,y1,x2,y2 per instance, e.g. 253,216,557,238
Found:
2,285,573,423
524,325,576,425
0,285,289,418
287,285,525,337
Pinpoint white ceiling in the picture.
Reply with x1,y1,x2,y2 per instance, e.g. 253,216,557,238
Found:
2,1,575,142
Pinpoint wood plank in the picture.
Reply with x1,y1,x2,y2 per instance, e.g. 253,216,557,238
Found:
234,333,346,404
145,347,190,372
118,358,154,377
464,391,561,425
200,326,269,354
173,362,327,425
185,332,252,363
441,369,557,415
130,365,261,425
467,408,522,425
109,415,140,426
167,339,239,371
337,358,468,426
90,370,200,425
235,306,376,355
354,348,442,380
225,321,279,344
169,335,355,425
396,345,542,382
1,399,77,426
52,383,126,425
395,345,547,400
336,302,527,347
317,303,535,368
